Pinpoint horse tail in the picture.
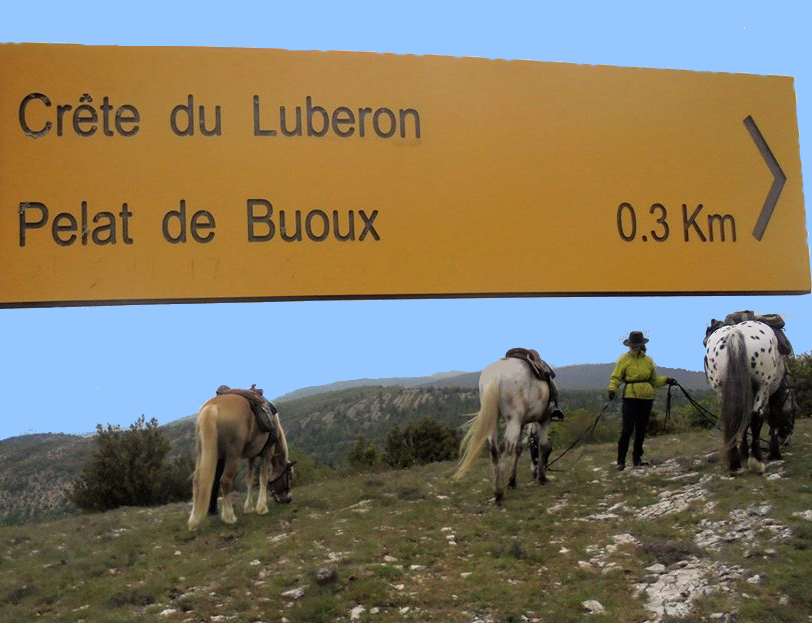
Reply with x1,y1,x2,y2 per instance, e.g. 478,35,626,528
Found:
188,403,219,531
721,329,753,452
454,374,501,480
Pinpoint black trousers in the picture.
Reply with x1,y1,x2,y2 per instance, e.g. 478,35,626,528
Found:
617,398,653,466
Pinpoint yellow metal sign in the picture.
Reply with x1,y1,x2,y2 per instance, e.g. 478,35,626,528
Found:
0,43,808,307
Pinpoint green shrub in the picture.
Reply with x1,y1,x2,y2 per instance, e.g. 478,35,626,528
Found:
69,415,193,512
383,417,461,468
788,352,812,418
347,434,381,469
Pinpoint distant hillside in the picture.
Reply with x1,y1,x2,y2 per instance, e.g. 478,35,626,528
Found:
274,371,470,401
420,363,710,391
0,434,94,525
275,363,709,399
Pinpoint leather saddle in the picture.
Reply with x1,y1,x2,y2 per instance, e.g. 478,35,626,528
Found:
504,347,556,381
216,384,279,438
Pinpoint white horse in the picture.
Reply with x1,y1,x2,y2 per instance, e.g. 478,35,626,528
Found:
704,320,791,473
453,357,554,505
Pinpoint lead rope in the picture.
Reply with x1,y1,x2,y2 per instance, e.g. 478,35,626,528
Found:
674,381,775,446
546,395,616,468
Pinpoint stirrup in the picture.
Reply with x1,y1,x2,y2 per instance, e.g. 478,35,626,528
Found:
550,407,565,421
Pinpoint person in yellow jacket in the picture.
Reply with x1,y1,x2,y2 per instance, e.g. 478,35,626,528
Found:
608,331,677,471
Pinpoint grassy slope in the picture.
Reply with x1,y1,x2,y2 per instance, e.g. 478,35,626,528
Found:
2,420,811,623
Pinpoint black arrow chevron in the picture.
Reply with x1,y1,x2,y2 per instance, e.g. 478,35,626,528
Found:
744,115,786,241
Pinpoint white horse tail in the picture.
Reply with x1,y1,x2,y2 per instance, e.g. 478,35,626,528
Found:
188,403,219,531
454,374,501,480
721,329,753,451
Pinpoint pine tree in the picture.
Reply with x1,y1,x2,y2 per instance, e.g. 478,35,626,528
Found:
347,434,381,468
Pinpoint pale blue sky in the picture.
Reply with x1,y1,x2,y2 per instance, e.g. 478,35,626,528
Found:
1,1,810,438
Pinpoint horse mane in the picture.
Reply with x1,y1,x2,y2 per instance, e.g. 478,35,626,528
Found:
273,413,289,461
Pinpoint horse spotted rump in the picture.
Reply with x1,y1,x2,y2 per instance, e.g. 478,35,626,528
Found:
704,320,790,473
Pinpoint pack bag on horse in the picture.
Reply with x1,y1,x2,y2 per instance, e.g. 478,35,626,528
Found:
453,348,564,505
704,311,797,474
188,384,295,531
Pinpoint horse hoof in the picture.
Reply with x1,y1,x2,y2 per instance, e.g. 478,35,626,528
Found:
508,480,517,490
494,494,503,506
748,457,766,474
256,506,269,516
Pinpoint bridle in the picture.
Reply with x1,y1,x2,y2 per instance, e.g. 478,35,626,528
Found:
268,459,294,502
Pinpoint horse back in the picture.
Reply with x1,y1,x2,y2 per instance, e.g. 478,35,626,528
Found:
200,394,270,459
480,358,550,422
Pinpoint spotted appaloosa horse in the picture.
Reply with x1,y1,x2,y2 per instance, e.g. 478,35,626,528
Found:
453,357,554,505
704,320,790,473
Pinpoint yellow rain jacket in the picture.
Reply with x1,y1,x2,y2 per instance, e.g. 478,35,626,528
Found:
608,351,668,400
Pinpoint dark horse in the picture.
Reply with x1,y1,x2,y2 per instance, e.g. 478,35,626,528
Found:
188,393,294,530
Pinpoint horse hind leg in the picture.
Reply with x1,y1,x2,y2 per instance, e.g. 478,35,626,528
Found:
747,414,766,475
255,450,271,515
243,457,256,514
747,389,769,474
494,420,522,505
768,425,782,461
508,445,521,490
219,457,240,524
536,420,553,484
487,432,505,505
527,425,541,481
509,426,529,489
209,458,225,515
538,440,552,484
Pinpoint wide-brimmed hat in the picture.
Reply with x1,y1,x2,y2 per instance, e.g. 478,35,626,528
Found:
623,331,649,346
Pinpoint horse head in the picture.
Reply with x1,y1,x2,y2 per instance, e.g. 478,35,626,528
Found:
269,458,296,504
771,385,796,447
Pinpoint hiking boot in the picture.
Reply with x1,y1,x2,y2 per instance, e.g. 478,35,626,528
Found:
550,407,565,421
633,460,650,468
616,463,626,471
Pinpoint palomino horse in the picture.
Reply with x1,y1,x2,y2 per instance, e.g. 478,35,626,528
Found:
704,320,793,473
188,393,294,531
453,357,554,505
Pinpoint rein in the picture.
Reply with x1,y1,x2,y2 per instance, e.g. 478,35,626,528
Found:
674,381,777,446
547,377,654,469
546,397,614,468
673,381,720,430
